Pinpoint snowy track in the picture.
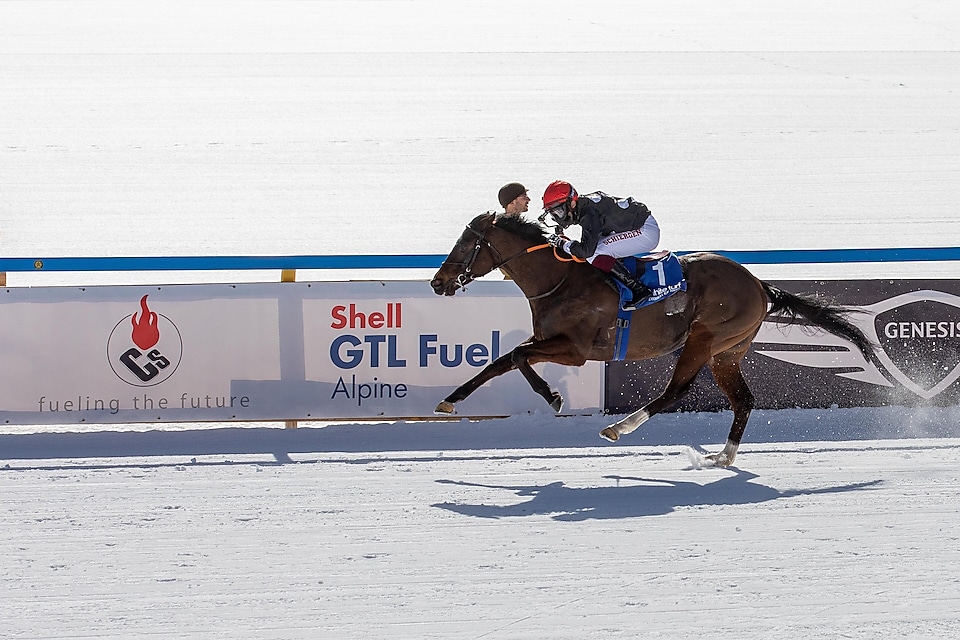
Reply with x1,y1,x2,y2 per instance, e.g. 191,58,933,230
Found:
3,415,960,639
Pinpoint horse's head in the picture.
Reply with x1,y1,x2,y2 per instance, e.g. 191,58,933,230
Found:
430,212,548,296
430,212,499,296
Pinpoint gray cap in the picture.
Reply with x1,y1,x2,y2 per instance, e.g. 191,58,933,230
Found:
498,182,527,207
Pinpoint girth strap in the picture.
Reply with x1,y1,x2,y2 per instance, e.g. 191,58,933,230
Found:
612,311,632,361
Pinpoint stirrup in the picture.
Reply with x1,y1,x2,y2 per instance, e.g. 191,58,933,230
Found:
620,289,648,312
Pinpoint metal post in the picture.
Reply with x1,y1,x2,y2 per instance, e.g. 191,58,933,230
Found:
282,267,298,428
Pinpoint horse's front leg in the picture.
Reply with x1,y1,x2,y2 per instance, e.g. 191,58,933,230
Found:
514,354,563,411
434,349,520,414
435,335,585,415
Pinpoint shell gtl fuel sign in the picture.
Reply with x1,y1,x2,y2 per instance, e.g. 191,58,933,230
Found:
302,282,602,417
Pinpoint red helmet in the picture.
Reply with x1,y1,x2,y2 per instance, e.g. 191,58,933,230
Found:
542,180,578,209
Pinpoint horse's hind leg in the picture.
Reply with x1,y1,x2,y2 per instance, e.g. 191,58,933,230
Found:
704,351,755,467
600,330,714,442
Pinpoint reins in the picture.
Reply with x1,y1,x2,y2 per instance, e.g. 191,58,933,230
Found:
549,248,588,263
449,222,581,299
527,243,587,263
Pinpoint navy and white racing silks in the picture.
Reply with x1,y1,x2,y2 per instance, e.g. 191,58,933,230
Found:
563,191,653,260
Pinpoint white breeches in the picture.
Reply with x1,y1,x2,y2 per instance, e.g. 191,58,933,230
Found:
588,216,661,263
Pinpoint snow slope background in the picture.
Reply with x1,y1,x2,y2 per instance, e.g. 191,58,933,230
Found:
2,1,960,638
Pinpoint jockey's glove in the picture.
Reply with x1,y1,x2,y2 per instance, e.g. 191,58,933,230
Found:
547,234,574,255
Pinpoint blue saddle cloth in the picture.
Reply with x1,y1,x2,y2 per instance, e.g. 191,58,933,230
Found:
611,251,687,361
614,251,687,311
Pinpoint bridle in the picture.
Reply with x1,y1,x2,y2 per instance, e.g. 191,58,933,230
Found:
444,219,563,298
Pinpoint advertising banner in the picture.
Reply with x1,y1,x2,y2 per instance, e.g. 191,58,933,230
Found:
0,281,603,425
605,280,960,412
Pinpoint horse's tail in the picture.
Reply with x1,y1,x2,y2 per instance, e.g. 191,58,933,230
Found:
761,281,877,359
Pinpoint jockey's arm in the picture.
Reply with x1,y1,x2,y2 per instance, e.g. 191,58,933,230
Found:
570,205,602,259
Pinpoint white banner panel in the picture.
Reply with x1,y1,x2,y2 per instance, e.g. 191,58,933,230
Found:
0,281,602,424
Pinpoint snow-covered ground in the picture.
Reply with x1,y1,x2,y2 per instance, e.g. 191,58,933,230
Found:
5,432,960,639
2,1,960,638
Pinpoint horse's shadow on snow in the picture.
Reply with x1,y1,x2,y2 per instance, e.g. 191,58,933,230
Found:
432,469,882,521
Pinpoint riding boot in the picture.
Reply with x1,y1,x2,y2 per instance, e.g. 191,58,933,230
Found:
609,260,651,311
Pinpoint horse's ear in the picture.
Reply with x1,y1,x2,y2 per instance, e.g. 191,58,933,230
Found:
470,211,497,229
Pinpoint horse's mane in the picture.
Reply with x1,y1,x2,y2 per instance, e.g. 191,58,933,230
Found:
493,214,549,243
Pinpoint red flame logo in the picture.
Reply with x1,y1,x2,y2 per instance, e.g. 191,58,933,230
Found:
131,295,160,350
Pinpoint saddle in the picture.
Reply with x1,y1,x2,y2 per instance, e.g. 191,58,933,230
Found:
608,251,688,361
608,251,687,311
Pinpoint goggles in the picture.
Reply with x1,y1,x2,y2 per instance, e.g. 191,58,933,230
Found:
544,202,571,226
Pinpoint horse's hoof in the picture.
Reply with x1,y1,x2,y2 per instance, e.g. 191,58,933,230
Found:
705,441,739,467
707,453,735,467
549,393,563,413
599,428,620,442
434,401,456,415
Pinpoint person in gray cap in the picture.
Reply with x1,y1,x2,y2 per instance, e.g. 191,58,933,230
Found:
497,182,530,215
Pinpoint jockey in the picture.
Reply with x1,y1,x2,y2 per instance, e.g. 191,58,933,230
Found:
541,180,660,310
498,182,530,215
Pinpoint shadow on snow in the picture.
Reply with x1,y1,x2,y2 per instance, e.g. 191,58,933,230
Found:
432,470,884,521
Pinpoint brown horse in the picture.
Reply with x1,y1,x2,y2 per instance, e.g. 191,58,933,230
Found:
429,212,876,466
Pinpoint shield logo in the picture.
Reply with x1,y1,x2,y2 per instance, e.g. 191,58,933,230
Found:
857,291,960,399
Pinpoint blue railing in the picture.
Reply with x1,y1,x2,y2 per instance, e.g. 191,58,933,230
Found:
1,247,959,272
0,255,447,272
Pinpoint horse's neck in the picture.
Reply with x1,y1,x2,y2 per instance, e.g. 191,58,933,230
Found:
498,247,575,300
